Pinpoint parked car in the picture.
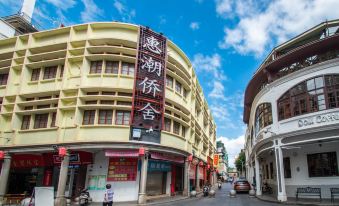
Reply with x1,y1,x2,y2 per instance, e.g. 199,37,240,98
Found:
234,180,251,192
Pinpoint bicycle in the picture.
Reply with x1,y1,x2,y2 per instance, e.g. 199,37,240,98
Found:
262,183,273,194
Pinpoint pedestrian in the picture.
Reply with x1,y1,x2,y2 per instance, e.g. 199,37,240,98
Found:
103,184,114,206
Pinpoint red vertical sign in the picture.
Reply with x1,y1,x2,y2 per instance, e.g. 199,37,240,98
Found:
130,27,167,143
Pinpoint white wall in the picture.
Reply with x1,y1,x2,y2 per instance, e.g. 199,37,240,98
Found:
85,151,140,202
248,62,339,143
284,142,339,186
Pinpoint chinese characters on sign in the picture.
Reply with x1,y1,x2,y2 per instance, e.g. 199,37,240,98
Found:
131,26,167,143
213,154,220,168
107,158,138,181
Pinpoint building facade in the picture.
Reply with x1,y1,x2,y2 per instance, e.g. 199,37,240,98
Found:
244,20,339,201
216,140,228,180
0,22,217,204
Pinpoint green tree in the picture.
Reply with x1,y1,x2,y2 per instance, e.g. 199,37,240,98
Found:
235,151,246,176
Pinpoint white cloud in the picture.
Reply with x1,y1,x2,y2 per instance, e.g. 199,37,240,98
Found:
44,0,76,10
192,53,226,80
209,81,225,99
217,0,339,56
190,22,200,30
113,0,136,22
81,0,103,22
218,135,245,167
215,0,232,17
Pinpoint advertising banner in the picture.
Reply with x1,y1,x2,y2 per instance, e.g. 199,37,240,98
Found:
107,158,138,181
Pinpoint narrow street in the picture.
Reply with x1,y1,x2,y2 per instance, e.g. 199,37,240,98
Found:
156,183,280,206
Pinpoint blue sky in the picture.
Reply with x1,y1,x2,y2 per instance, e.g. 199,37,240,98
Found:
1,0,339,166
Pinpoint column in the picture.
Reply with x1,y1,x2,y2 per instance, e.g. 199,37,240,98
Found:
138,153,149,204
55,153,70,206
275,146,287,202
195,165,200,191
183,159,189,196
67,168,75,197
0,154,11,206
255,153,262,196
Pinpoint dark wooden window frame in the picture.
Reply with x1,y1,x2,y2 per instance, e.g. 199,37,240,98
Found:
83,110,96,125
115,110,130,125
43,66,57,79
21,115,31,130
34,113,49,129
98,110,113,124
278,74,339,121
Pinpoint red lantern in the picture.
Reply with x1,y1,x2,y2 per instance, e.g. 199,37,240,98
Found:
139,147,145,156
188,155,193,162
58,147,67,157
0,151,4,160
199,161,203,166
207,164,210,169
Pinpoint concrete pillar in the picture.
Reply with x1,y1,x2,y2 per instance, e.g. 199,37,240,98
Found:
0,154,11,206
183,159,189,196
138,153,149,204
67,168,75,197
255,153,262,196
274,146,287,202
195,165,200,191
55,153,70,206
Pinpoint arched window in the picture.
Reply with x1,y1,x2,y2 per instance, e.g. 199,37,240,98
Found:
255,103,273,136
278,74,339,120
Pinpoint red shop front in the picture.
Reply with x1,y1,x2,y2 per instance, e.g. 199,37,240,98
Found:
7,151,92,197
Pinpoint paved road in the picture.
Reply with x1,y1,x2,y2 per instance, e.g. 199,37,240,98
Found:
155,183,281,206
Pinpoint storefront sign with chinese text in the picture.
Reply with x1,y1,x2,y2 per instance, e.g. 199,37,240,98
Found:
130,26,167,143
107,158,138,181
148,160,171,172
213,154,219,167
53,154,80,165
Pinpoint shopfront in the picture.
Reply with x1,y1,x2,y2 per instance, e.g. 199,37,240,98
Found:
146,160,171,196
7,154,48,195
6,151,93,199
189,162,197,191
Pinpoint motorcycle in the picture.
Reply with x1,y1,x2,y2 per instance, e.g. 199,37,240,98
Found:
203,185,209,197
78,188,91,206
218,182,222,189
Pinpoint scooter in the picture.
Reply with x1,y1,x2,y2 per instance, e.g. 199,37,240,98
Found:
218,182,222,189
78,188,91,206
203,185,209,197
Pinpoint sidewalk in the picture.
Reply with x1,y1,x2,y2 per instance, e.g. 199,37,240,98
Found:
71,194,195,206
257,194,339,206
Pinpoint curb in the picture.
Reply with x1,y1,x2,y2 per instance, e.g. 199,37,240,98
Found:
256,195,338,206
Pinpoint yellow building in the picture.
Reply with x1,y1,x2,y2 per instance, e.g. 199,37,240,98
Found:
0,22,216,204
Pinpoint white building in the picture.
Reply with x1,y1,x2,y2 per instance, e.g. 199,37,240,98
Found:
244,19,339,202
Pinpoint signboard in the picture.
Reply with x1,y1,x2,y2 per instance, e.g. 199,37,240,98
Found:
198,166,204,179
148,160,171,172
53,154,80,165
130,26,167,143
12,154,45,168
297,111,339,127
107,158,138,181
189,164,196,179
213,154,219,167
150,152,184,164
